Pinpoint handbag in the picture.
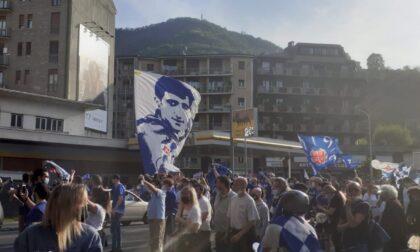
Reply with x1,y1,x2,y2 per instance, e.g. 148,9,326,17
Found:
368,220,390,250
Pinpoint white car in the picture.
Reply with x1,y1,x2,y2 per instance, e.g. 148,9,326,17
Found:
121,190,148,226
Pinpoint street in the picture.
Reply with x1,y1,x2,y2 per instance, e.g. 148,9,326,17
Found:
0,221,150,252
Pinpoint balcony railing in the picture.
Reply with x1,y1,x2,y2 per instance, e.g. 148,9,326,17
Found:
257,85,361,97
204,83,232,93
209,67,232,75
199,104,231,113
0,28,10,38
0,54,9,66
0,1,12,11
49,54,58,64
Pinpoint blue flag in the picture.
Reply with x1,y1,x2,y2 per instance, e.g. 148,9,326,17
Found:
298,134,342,173
341,155,359,170
206,164,232,190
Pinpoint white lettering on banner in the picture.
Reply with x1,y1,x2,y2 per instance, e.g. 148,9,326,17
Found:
85,109,107,133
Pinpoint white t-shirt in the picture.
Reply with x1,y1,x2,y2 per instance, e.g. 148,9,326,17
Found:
227,193,260,230
362,193,378,207
180,205,202,233
198,196,212,231
261,224,282,252
85,204,106,231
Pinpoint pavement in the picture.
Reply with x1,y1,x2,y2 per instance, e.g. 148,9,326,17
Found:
0,221,150,252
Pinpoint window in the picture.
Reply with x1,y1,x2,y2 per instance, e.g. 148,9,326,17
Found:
27,14,32,28
11,114,23,128
50,12,60,34
262,61,270,70
276,80,283,88
146,64,154,71
275,98,284,105
0,16,6,36
51,0,61,6
25,42,31,55
49,41,58,63
36,116,63,132
238,97,245,108
15,70,21,85
238,61,245,70
238,79,245,88
48,69,58,92
17,42,23,56
19,15,24,29
0,71,4,87
23,69,30,85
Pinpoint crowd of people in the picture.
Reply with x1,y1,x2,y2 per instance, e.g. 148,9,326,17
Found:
5,164,420,252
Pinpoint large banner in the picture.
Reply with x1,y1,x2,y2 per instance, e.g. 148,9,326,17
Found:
134,71,201,175
78,24,109,105
232,108,257,139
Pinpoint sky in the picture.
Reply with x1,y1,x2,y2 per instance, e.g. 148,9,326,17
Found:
114,0,420,69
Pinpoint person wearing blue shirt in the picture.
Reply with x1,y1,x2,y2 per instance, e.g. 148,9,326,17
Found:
139,175,166,252
111,174,125,252
164,178,177,242
24,183,49,228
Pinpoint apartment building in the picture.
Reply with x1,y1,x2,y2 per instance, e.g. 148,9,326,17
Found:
0,1,141,182
255,42,366,146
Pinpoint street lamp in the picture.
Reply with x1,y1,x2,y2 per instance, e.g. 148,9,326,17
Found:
357,107,373,180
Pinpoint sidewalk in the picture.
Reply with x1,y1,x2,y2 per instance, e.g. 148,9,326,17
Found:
0,219,18,232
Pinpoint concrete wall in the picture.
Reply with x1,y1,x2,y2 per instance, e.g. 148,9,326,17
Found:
5,0,69,97
230,57,254,110
0,96,86,135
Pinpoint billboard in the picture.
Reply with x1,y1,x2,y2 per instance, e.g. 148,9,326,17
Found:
231,108,258,139
78,24,109,105
85,109,107,133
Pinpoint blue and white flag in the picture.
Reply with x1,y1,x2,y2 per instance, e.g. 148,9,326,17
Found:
43,160,70,185
206,163,232,190
298,134,342,173
134,71,201,175
394,164,411,184
267,215,320,252
341,155,359,170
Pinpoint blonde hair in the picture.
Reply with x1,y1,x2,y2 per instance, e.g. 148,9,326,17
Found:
42,184,88,251
180,186,199,208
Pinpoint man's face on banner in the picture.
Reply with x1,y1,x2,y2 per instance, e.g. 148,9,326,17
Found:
159,91,192,133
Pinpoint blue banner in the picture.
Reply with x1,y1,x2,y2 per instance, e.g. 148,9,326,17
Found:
134,71,201,175
341,155,359,170
206,164,232,190
298,134,342,173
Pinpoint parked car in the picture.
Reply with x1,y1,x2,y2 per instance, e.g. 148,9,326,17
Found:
121,190,148,226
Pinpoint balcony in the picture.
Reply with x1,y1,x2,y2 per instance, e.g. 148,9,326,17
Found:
209,67,232,75
256,67,271,75
257,85,287,94
0,1,12,12
199,104,231,113
0,54,9,67
203,82,232,94
161,67,184,76
0,28,10,39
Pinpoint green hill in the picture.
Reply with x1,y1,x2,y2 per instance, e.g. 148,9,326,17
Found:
116,17,282,56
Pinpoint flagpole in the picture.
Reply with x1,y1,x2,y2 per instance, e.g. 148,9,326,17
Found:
288,152,292,179
230,109,235,174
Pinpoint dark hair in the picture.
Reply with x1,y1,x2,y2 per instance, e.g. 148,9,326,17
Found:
193,182,204,195
112,174,120,180
22,173,30,184
90,174,103,187
293,183,309,193
216,176,230,189
155,76,194,106
92,187,110,212
162,178,174,187
33,168,48,181
72,176,83,184
33,183,49,200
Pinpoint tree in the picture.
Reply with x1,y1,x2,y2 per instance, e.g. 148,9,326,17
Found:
373,124,413,146
367,53,385,71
